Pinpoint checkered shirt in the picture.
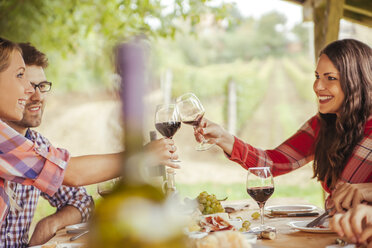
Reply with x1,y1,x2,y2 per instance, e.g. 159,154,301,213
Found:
0,129,94,247
0,120,70,223
229,114,372,193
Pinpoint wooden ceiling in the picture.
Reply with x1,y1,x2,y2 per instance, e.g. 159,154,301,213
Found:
285,0,372,27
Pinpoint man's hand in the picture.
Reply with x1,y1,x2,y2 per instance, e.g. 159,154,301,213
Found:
28,206,82,246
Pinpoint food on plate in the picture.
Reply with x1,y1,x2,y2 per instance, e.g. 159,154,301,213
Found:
199,214,235,232
189,231,251,248
316,218,329,229
239,220,251,232
197,191,225,215
251,211,260,220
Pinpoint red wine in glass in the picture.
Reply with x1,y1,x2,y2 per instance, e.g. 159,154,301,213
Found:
246,167,275,232
247,186,274,204
176,93,215,151
182,114,204,126
155,104,181,162
155,121,181,139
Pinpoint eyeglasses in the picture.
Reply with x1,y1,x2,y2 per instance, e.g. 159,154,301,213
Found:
30,81,52,93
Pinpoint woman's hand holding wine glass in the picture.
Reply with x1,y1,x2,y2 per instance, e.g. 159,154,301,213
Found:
144,138,180,169
246,167,275,232
193,118,235,155
176,93,215,151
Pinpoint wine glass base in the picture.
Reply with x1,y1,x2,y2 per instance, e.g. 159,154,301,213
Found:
195,143,215,151
171,159,181,163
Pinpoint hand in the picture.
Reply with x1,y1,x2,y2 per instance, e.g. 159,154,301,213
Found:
330,204,372,245
28,217,58,246
194,118,235,155
329,182,372,213
144,138,179,169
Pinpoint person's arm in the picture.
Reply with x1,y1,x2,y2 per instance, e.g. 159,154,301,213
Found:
63,153,122,187
194,116,317,177
28,205,82,246
63,138,178,187
28,185,94,246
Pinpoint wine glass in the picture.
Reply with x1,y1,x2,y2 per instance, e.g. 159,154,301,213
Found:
246,167,275,232
155,104,181,162
97,178,120,198
176,93,215,151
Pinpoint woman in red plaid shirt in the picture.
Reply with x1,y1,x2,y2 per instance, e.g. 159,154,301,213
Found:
195,39,372,210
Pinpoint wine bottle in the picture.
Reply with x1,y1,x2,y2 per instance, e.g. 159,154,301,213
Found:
88,38,187,248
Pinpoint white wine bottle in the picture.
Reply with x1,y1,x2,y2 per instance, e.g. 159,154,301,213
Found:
88,38,187,248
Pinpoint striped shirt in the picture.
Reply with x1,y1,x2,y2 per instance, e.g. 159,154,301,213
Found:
0,120,70,222
0,129,94,247
229,114,372,193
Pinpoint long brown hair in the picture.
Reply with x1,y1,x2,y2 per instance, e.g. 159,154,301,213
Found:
313,39,372,188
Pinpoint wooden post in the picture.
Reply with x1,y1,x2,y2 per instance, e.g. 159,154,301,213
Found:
161,69,172,104
227,79,237,135
313,0,345,59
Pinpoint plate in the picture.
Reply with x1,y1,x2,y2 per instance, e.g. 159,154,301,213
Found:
29,243,84,248
288,221,335,233
65,223,88,231
266,205,317,214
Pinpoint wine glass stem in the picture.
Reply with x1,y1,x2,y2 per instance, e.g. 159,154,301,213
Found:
259,202,265,226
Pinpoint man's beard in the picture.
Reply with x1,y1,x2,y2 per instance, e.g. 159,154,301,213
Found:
16,112,43,128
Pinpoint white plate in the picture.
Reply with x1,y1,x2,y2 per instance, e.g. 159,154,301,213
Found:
29,243,84,248
65,223,88,231
288,221,335,233
266,205,317,214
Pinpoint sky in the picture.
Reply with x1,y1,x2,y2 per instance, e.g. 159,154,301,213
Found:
231,0,303,28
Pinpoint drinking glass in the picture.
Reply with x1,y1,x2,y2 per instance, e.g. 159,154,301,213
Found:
176,93,215,151
246,167,275,232
97,178,120,198
155,104,181,162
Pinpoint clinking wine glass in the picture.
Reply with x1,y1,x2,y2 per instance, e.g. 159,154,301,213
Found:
155,104,181,162
246,167,275,232
176,93,215,151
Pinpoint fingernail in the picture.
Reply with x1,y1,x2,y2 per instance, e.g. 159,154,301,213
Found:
351,237,357,243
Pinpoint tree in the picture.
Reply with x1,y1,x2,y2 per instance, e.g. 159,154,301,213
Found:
0,0,234,90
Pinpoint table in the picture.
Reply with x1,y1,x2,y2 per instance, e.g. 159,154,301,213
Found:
45,205,340,248
229,208,339,248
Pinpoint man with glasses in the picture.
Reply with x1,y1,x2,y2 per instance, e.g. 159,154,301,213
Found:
1,42,179,247
1,43,94,247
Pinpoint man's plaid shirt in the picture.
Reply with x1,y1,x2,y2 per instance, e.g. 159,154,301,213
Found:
229,114,372,193
0,129,94,247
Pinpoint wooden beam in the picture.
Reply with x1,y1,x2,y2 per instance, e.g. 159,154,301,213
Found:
343,9,372,28
345,0,372,16
313,0,344,59
344,4,372,18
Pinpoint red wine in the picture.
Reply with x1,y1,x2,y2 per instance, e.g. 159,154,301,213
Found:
182,114,204,126
155,121,181,138
247,186,274,204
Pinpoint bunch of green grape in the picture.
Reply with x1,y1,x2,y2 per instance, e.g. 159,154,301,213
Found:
197,191,225,215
